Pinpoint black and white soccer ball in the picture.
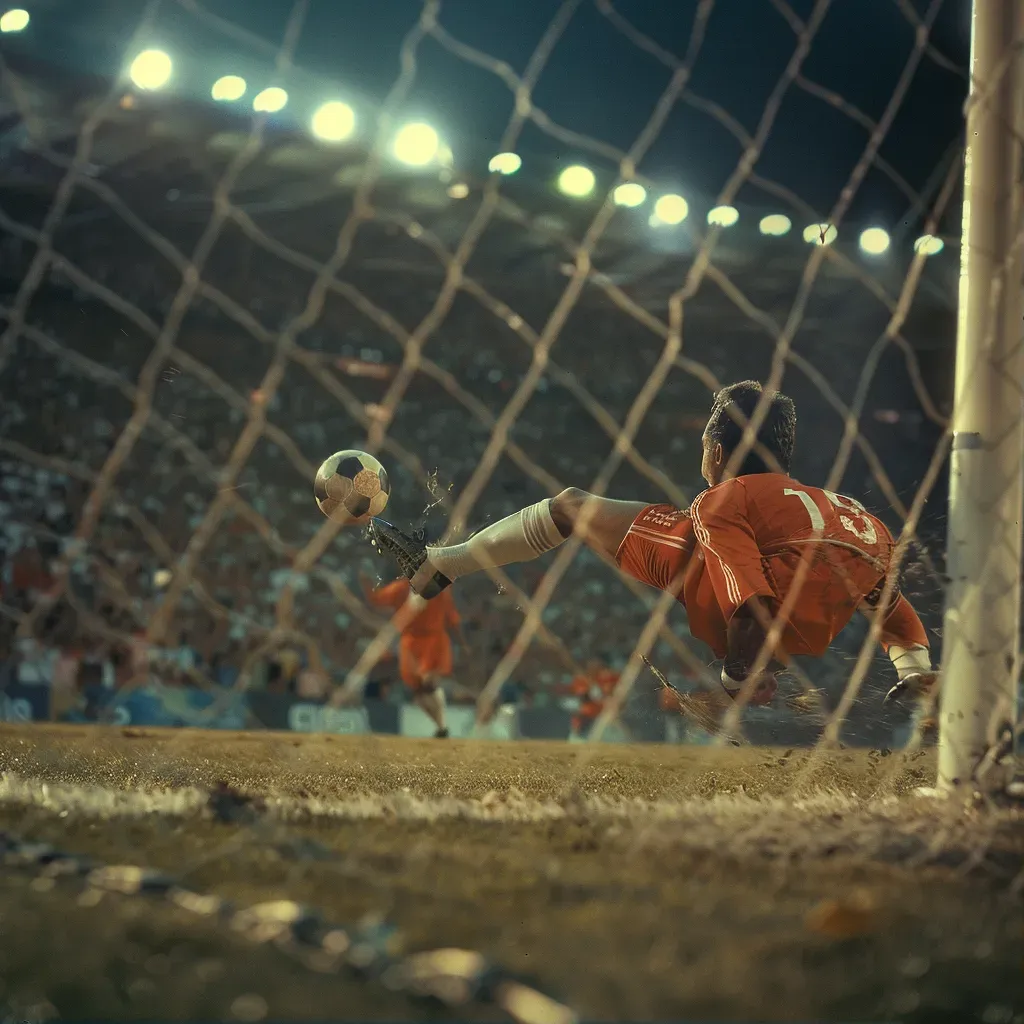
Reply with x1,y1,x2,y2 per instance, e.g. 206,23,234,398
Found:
314,450,390,524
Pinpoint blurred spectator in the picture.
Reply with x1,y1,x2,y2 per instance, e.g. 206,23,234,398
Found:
363,653,396,702
49,644,81,720
273,647,303,693
13,635,58,687
565,659,620,738
210,648,241,688
296,648,330,700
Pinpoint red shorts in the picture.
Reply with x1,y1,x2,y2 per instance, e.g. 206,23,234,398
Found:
614,504,698,597
614,503,728,657
399,633,452,689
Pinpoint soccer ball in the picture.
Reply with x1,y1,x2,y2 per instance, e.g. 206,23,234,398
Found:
314,450,390,524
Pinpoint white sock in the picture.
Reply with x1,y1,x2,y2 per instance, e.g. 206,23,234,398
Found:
425,499,566,581
889,644,931,679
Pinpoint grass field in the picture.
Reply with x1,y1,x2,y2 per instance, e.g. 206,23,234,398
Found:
0,724,1022,1021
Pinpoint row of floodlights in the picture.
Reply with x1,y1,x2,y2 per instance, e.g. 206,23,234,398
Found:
119,50,946,256
539,165,945,254
126,51,453,166
1,17,947,259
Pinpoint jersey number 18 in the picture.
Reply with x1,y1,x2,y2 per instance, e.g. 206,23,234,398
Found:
783,488,878,546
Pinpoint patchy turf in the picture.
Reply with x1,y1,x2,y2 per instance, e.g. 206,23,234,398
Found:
0,724,1022,1022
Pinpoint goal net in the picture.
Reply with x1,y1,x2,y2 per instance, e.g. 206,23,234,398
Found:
0,0,1008,776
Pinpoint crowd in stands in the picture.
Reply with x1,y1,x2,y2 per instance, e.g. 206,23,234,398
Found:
0,178,947,741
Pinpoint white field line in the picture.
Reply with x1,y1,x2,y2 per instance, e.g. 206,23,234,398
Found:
3,772,1022,869
0,769,975,829
0,769,905,824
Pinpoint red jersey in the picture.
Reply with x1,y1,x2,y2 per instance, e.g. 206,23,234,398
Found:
367,579,460,688
616,473,928,659
366,579,460,638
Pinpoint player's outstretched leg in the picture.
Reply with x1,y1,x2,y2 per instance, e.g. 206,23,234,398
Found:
368,489,649,597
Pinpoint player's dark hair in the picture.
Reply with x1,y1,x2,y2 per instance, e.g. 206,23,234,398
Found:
705,380,796,475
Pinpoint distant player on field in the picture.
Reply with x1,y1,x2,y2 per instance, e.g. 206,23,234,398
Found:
366,381,935,708
361,573,464,737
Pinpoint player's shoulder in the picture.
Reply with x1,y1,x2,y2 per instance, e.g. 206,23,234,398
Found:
692,473,789,512
737,472,797,498
691,476,744,512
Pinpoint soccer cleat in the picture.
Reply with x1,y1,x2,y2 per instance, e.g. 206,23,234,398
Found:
366,517,452,599
883,670,937,705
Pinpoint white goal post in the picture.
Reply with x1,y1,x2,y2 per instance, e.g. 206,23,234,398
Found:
938,0,1024,793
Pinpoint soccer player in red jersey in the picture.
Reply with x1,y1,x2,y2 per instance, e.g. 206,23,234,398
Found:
367,381,935,707
362,574,464,737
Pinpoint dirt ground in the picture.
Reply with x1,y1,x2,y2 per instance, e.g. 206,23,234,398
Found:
0,724,1022,1022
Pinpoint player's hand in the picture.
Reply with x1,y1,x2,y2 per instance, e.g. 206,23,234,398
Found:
883,670,937,705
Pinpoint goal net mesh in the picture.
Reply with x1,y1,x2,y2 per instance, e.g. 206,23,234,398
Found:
0,0,967,762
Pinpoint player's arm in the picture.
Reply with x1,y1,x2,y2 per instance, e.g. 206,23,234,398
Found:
867,588,935,702
691,483,779,704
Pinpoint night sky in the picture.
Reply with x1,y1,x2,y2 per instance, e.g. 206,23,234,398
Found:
10,0,970,226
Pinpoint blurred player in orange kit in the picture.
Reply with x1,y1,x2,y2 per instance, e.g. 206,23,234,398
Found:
367,381,934,710
361,573,465,737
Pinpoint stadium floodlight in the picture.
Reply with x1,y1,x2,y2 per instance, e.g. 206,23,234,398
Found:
652,193,689,226
311,101,356,143
128,49,173,91
858,226,891,256
0,8,29,33
708,205,739,227
557,164,596,198
613,182,647,208
253,87,288,113
914,234,945,256
393,122,440,167
211,75,247,102
489,152,522,175
803,223,838,246
759,214,792,236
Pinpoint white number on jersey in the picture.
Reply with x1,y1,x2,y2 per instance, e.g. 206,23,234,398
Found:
783,487,878,546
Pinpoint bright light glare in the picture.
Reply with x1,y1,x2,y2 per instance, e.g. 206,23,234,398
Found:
489,152,522,175
803,223,838,246
708,205,739,227
129,49,173,91
613,182,647,208
253,87,288,113
211,75,246,102
311,101,356,142
557,164,596,198
653,193,689,225
759,214,792,236
914,234,944,256
0,8,29,33
447,183,470,199
859,226,891,256
393,122,440,167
